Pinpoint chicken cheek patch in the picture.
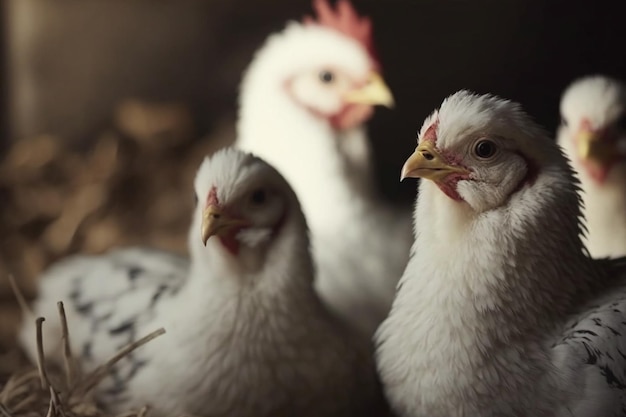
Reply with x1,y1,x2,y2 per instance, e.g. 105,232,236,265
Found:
219,233,242,256
582,159,612,184
330,104,373,130
436,174,467,202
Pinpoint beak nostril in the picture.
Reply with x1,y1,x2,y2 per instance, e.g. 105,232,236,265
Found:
421,151,434,161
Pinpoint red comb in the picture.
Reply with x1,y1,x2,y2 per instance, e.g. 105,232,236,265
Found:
207,186,219,207
423,118,439,144
303,0,379,65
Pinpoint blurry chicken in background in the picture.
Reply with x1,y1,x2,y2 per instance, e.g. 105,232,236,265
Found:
237,0,413,337
0,0,406,346
0,0,315,323
558,75,626,258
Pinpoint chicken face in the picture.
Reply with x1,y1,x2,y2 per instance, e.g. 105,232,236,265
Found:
559,76,626,183
289,0,394,130
241,0,394,133
192,149,291,256
288,65,393,130
401,91,549,213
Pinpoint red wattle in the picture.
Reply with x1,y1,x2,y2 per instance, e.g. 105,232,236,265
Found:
218,234,240,256
330,103,373,130
582,160,609,184
435,173,469,202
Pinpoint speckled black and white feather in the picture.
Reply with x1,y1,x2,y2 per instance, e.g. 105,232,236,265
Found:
20,147,386,417
28,248,188,402
375,91,626,417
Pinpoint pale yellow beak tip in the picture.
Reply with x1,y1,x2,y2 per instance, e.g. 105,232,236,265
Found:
372,72,395,108
343,71,395,108
201,225,210,246
400,164,411,182
400,151,421,181
383,93,396,109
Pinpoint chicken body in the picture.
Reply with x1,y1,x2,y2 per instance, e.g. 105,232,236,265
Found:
558,75,626,258
236,0,412,337
376,91,626,417
20,148,386,417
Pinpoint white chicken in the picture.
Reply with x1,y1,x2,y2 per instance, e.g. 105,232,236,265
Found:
236,0,412,337
19,147,387,417
376,90,626,417
558,75,626,258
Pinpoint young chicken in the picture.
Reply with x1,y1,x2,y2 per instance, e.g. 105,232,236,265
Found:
19,148,386,417
376,91,626,417
558,75,626,258
236,0,412,337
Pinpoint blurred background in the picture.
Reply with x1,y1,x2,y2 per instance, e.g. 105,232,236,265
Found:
0,0,625,347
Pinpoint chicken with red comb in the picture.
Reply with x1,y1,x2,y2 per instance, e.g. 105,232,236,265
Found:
19,148,388,417
236,0,411,338
377,90,626,417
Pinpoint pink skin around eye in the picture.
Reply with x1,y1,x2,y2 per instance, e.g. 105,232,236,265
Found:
423,139,471,201
434,150,538,202
417,123,470,201
283,73,377,130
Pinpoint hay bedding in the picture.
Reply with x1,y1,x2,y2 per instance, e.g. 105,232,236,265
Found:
0,99,234,346
0,277,166,417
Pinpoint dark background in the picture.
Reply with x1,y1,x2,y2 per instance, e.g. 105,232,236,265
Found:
2,0,626,203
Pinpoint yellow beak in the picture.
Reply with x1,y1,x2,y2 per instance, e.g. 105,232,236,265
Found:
576,129,615,166
343,71,395,108
401,141,470,181
201,205,247,246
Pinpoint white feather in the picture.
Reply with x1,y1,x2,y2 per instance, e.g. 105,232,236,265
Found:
20,148,385,417
557,75,626,258
236,20,412,336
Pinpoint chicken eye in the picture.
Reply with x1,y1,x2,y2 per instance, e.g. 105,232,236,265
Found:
319,70,335,84
560,115,568,128
474,140,497,159
250,189,267,205
194,193,199,205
